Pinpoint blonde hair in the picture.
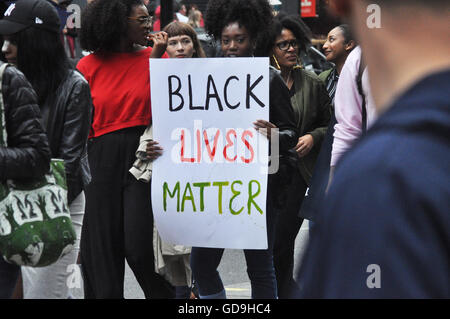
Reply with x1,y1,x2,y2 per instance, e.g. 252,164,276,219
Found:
188,9,202,29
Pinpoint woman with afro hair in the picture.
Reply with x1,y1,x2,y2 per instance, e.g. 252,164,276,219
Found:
189,0,298,299
76,0,174,298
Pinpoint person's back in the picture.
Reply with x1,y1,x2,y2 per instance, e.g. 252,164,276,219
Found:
296,0,450,298
297,70,450,298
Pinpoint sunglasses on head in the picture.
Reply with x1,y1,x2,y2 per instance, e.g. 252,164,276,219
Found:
128,16,153,25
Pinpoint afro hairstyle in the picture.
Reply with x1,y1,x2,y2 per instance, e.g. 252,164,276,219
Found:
80,0,144,52
204,0,274,57
268,12,312,54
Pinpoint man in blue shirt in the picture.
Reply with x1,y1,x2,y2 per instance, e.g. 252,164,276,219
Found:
296,0,449,298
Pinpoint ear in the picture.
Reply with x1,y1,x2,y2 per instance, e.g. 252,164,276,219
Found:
345,40,356,52
251,41,257,54
328,0,353,18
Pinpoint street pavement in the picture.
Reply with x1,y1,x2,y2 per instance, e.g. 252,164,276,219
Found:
70,221,310,299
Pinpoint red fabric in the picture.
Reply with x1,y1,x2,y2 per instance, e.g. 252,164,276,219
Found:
66,35,75,58
77,47,168,138
60,33,75,58
153,19,160,31
153,5,161,31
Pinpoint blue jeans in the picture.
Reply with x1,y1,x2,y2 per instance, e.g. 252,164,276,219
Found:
0,258,20,299
191,198,278,299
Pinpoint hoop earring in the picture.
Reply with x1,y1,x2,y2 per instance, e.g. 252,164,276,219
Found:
272,55,281,70
293,56,302,69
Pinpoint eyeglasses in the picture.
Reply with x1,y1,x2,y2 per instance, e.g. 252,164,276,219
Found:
275,40,299,51
128,16,153,25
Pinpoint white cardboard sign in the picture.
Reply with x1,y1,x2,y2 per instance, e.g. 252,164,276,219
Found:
150,58,269,249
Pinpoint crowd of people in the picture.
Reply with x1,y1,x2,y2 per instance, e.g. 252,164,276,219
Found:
0,0,448,300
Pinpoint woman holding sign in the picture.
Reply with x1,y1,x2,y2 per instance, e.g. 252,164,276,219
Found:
146,21,206,299
183,0,298,299
269,13,332,298
76,0,173,298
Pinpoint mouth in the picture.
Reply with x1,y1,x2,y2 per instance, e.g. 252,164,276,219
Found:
176,54,186,58
286,55,297,61
5,57,16,64
226,54,238,57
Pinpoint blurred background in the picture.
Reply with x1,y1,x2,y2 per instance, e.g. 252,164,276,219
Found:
0,0,342,75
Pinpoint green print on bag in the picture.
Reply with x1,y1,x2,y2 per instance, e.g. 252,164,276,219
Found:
0,160,76,267
0,63,75,267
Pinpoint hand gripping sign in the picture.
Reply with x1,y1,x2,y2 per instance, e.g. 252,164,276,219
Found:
150,58,270,249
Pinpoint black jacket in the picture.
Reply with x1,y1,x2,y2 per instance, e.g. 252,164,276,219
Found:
0,62,51,180
290,68,332,185
269,67,298,153
40,70,92,203
268,68,298,207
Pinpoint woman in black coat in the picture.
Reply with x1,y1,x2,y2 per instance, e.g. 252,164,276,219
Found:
0,0,92,299
0,61,51,299
268,13,332,298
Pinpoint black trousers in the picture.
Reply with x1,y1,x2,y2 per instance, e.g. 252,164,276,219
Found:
0,258,19,299
80,127,174,299
273,167,306,299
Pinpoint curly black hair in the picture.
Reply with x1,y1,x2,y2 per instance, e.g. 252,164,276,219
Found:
268,12,312,54
80,0,144,52
204,0,274,56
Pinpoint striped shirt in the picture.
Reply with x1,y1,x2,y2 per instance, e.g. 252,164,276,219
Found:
324,67,339,103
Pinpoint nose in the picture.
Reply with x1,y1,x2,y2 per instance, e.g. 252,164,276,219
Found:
175,42,184,51
1,40,10,54
228,40,238,51
323,41,330,50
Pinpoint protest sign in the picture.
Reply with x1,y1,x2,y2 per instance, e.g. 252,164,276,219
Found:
150,58,269,249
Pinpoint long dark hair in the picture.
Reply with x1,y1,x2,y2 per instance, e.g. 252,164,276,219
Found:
13,27,70,104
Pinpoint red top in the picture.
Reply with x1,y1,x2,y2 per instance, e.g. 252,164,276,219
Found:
77,47,167,138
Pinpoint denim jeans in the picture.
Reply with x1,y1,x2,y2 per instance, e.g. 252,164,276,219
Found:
0,258,20,299
190,197,278,299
